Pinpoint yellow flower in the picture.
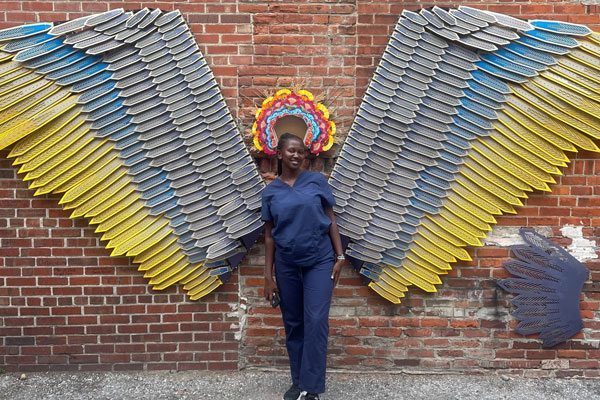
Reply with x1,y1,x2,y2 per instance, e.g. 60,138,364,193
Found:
316,103,329,119
322,134,334,151
261,96,274,108
253,136,263,151
297,90,314,101
255,108,262,120
275,89,291,98
328,121,336,135
252,122,258,135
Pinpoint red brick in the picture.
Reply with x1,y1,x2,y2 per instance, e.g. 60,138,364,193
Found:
404,328,432,337
374,328,402,337
450,320,479,328
570,360,599,369
421,318,448,327
527,350,557,359
341,328,371,336
496,349,525,358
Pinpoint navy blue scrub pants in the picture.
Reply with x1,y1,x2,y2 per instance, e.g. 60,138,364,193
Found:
275,258,334,394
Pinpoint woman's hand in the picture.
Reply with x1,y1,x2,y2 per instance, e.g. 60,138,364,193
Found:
331,259,345,287
263,221,278,303
324,207,345,288
264,276,279,302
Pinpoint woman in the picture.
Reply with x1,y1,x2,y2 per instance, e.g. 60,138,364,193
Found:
261,133,345,400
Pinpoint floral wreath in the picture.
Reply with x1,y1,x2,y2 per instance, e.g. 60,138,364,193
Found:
252,89,335,155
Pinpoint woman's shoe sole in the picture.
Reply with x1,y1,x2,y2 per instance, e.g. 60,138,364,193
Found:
282,391,306,400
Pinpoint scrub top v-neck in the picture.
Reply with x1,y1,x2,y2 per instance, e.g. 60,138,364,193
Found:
261,170,336,267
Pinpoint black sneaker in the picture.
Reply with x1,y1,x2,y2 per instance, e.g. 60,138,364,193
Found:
283,384,306,400
305,394,320,400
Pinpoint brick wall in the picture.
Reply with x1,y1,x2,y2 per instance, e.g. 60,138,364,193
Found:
1,0,600,375
0,148,241,372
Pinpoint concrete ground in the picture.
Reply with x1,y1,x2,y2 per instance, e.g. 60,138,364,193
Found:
1,369,600,400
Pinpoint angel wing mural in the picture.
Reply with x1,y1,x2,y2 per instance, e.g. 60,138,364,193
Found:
330,7,600,303
0,6,597,306
0,8,265,300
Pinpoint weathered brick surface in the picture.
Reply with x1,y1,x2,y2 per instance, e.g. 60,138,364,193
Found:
1,0,600,374
0,151,241,372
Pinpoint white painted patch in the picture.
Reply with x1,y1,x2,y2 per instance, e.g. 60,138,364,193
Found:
482,225,598,262
233,296,249,341
482,226,553,247
560,225,598,262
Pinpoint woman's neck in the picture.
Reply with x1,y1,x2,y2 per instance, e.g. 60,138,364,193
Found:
279,168,303,186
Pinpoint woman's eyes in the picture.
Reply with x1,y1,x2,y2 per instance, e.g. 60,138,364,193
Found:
287,149,304,155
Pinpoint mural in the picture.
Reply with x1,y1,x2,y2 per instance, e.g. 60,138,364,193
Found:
331,7,599,304
0,9,265,300
0,7,598,314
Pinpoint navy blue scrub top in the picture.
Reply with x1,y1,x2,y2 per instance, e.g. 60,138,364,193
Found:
261,170,336,267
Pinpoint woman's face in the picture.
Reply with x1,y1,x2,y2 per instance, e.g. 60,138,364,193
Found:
278,137,306,171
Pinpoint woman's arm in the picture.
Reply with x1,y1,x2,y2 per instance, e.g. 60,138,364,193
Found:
325,207,345,287
263,220,278,302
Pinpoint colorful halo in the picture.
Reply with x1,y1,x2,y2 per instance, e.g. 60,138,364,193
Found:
253,89,334,155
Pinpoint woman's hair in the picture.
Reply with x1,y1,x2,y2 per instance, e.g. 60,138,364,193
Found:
276,133,304,176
